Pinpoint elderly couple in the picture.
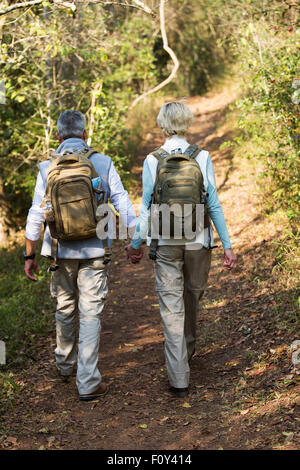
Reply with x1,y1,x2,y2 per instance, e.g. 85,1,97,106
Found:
24,103,236,401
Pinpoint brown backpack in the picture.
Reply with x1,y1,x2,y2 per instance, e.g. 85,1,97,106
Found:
41,147,109,270
149,144,210,260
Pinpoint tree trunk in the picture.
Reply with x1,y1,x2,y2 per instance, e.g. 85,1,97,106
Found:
0,175,10,245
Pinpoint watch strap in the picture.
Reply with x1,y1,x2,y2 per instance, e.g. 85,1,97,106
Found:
24,252,36,260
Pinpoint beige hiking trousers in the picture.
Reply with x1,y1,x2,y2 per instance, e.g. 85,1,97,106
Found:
154,245,211,388
50,257,108,395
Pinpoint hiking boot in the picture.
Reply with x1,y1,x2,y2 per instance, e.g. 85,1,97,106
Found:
51,365,74,382
79,382,108,401
169,386,189,398
55,365,75,382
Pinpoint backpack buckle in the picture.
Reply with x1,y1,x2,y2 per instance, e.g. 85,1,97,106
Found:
48,264,59,272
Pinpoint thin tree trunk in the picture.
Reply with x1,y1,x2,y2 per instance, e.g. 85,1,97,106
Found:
130,0,179,109
0,17,10,244
0,175,10,245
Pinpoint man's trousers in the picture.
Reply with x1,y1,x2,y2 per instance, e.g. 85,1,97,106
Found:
50,257,108,395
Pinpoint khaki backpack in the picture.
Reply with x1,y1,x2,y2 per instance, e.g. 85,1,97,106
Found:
149,144,210,260
41,147,110,270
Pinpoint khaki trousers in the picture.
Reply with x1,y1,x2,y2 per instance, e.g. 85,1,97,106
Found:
50,257,108,395
154,246,211,388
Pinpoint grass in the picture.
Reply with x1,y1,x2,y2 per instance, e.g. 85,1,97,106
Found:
0,240,55,370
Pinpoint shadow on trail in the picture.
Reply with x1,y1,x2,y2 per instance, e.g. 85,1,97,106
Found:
5,232,296,450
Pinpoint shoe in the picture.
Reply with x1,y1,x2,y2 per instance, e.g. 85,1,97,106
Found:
56,364,75,378
60,374,71,383
169,386,189,398
54,367,74,382
79,382,108,401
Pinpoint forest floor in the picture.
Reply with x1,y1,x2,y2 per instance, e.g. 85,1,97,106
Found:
1,87,299,450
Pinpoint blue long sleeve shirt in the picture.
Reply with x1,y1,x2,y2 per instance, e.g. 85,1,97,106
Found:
131,136,231,250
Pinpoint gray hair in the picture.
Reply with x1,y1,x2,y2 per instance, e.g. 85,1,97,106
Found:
157,102,193,137
57,110,86,139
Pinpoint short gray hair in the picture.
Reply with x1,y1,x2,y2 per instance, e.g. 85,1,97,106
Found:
57,110,86,139
157,102,193,137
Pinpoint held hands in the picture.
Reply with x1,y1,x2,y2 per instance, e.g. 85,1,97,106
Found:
125,245,236,268
224,248,237,270
125,245,143,264
24,258,39,282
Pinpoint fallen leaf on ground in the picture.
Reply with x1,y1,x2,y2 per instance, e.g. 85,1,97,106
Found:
38,428,49,434
182,402,192,408
6,437,17,445
159,416,169,424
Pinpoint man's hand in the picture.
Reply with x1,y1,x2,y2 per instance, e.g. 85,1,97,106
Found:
24,238,39,281
224,248,237,270
24,258,39,282
125,245,143,264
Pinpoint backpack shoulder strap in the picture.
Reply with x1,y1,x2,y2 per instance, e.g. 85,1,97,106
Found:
183,144,201,159
151,147,170,162
80,148,98,159
78,147,99,178
196,150,209,191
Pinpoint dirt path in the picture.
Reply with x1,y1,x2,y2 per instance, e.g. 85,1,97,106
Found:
1,88,300,450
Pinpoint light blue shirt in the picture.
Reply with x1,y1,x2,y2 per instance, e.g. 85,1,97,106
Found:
131,136,231,250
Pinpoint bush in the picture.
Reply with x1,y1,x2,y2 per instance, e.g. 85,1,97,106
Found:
0,243,54,368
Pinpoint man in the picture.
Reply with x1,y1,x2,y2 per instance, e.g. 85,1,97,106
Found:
126,101,237,398
25,110,136,401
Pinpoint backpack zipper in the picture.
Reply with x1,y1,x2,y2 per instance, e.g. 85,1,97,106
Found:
47,163,92,179
160,177,199,193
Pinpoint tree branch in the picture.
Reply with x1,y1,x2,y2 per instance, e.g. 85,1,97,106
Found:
130,0,179,109
78,0,154,15
0,1,78,16
0,1,44,16
0,0,153,16
55,0,76,12
132,0,152,15
87,81,103,147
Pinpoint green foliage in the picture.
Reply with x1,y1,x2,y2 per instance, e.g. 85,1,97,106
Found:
166,0,232,95
1,0,298,234
0,243,54,367
0,4,159,226
181,0,299,233
233,18,300,228
0,371,19,404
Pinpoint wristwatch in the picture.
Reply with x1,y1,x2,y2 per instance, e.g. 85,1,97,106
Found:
24,252,36,260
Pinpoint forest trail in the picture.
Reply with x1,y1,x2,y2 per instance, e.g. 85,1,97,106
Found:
1,87,300,450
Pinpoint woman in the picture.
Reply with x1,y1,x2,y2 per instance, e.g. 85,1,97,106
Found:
127,102,236,397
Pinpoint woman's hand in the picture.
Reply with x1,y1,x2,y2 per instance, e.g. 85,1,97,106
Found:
125,245,143,264
224,248,237,270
